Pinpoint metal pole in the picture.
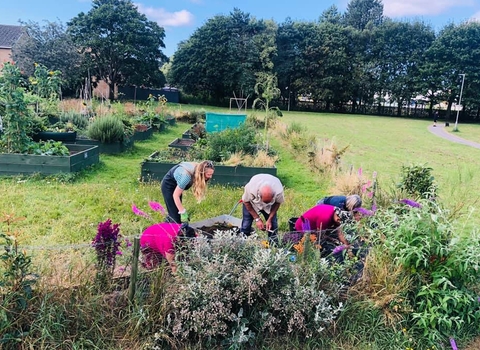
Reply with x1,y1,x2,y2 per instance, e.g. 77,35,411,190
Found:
454,74,465,131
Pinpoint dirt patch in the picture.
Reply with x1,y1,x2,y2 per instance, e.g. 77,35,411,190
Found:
197,223,240,239
464,336,480,350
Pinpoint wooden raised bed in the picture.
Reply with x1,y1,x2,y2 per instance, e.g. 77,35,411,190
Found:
74,137,134,154
140,153,277,186
131,126,154,141
0,144,99,176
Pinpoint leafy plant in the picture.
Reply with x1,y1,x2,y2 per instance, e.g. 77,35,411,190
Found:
24,140,70,156
367,201,480,343
398,164,437,199
0,213,37,346
87,115,126,143
0,63,35,153
252,73,282,144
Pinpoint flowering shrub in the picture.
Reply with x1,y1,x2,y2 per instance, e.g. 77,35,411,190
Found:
366,201,480,343
160,231,343,348
92,219,122,286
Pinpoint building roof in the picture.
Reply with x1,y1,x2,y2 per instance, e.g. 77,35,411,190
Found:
0,25,25,49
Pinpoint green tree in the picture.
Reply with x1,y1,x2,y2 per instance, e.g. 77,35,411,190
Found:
420,22,480,121
67,0,167,100
12,20,84,95
169,8,269,103
343,0,384,30
375,20,435,116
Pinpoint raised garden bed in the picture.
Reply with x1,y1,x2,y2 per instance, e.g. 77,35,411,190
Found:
32,131,77,143
131,126,154,141
168,138,196,151
74,137,134,155
190,214,242,238
140,152,277,186
0,144,99,176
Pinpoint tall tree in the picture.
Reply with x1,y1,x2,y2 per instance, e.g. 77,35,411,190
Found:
375,20,435,116
67,0,167,100
169,8,266,102
12,20,84,95
421,22,480,121
343,0,384,31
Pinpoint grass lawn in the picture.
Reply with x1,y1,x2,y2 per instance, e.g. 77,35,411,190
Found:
1,108,479,246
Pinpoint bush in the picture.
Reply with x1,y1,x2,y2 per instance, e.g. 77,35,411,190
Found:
160,232,343,348
398,164,437,199
87,115,126,143
59,110,89,130
195,124,258,162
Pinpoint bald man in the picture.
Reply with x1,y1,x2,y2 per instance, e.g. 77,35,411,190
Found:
241,173,284,244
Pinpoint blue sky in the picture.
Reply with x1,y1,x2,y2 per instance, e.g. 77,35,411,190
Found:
2,0,480,57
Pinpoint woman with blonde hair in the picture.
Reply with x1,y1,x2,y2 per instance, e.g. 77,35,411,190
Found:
161,160,215,223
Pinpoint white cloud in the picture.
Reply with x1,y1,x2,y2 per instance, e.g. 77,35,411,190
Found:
134,3,194,27
382,0,475,17
470,11,480,21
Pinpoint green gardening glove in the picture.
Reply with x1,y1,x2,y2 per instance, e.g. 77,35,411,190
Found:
180,210,189,223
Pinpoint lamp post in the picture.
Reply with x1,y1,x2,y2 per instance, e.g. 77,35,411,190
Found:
454,73,465,131
286,86,291,112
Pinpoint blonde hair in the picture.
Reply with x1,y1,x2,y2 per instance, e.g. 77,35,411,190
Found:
192,160,214,202
346,194,362,211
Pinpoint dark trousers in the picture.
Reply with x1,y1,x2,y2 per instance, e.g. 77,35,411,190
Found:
161,176,182,224
241,204,279,244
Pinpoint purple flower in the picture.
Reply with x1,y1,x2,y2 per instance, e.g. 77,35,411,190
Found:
371,203,377,212
450,338,458,350
301,219,311,232
149,201,165,215
125,238,132,248
399,199,422,208
477,296,480,302
132,204,152,219
332,245,346,254
356,207,374,217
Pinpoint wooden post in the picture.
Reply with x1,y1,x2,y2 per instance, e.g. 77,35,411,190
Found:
128,237,140,306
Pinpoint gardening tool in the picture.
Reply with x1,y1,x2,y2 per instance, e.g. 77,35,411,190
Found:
228,199,243,216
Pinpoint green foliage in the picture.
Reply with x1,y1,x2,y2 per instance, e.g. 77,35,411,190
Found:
87,115,126,143
398,164,437,199
24,140,70,156
191,123,259,162
68,0,168,100
12,20,84,93
59,110,89,130
0,214,36,346
367,202,480,343
0,63,35,153
160,232,343,347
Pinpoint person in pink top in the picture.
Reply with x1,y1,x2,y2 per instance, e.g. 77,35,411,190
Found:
140,222,196,273
294,204,351,248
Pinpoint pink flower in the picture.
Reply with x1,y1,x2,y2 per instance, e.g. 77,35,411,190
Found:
149,201,165,215
358,167,363,177
132,204,152,219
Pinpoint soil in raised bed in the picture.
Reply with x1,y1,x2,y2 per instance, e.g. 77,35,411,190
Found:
197,222,240,239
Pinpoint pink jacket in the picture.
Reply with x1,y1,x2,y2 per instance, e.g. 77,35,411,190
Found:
294,204,338,232
140,222,182,257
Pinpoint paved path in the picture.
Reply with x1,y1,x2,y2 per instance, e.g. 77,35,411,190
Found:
428,124,480,149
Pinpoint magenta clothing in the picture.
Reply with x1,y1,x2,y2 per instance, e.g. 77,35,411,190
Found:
140,222,182,257
294,204,337,231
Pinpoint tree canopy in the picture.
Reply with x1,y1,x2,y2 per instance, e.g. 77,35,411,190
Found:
67,0,167,100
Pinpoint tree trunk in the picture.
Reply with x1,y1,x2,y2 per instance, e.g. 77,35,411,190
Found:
108,82,115,101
